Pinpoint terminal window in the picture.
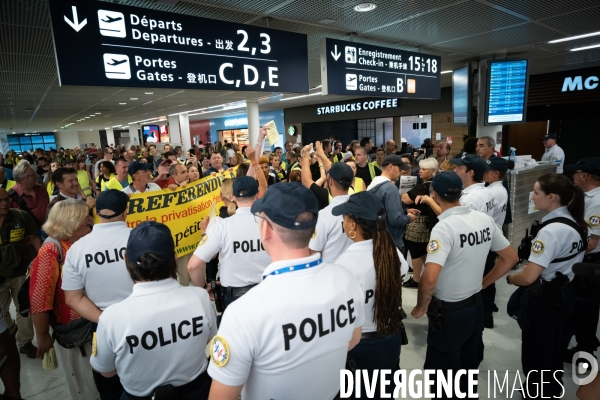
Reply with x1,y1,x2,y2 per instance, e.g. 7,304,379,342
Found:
358,118,376,146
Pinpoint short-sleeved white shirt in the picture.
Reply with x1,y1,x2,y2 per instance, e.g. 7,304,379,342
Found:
61,221,133,310
122,183,162,195
309,195,353,263
426,206,510,302
335,240,408,333
91,279,217,397
207,253,364,400
460,183,495,217
584,186,600,254
541,145,565,173
192,207,271,287
487,181,508,228
528,206,586,281
225,149,235,163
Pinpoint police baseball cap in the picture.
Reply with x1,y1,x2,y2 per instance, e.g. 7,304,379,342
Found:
541,133,557,140
251,182,318,230
452,154,491,173
328,163,353,187
565,157,600,175
127,221,174,269
431,171,463,198
486,156,508,172
128,160,152,176
233,175,258,198
382,154,410,171
96,189,129,219
332,191,385,221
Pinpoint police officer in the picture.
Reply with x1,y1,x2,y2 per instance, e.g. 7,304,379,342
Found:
333,191,408,399
411,171,518,397
308,163,354,262
541,133,565,174
188,176,270,308
481,156,510,328
562,158,600,364
91,222,217,400
506,173,587,397
62,189,133,399
453,154,494,217
207,183,364,399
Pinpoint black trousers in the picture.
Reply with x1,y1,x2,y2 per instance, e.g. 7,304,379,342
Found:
424,299,484,399
522,284,574,399
561,276,600,353
93,370,124,400
481,251,498,313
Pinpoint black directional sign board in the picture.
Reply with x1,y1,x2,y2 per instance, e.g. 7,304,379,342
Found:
48,0,309,93
321,38,441,99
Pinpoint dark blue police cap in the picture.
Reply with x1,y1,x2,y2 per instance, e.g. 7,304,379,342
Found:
565,157,600,176
431,171,463,198
233,176,258,198
328,163,353,187
486,156,508,172
251,182,318,230
452,154,491,173
127,221,174,269
332,191,385,221
541,133,557,140
96,189,129,219
128,160,152,176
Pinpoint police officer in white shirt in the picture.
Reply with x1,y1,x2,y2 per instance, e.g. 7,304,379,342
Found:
62,189,133,399
506,173,587,397
309,163,354,263
334,192,409,398
541,133,565,174
453,154,494,217
562,158,600,363
188,176,270,309
207,183,364,400
481,156,510,328
122,161,162,195
411,171,518,396
91,222,217,400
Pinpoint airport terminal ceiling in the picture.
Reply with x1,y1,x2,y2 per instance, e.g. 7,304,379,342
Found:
1,0,600,134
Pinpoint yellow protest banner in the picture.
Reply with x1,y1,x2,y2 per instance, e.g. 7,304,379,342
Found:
97,172,235,257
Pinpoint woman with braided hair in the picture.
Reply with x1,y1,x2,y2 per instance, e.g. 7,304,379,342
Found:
333,191,408,399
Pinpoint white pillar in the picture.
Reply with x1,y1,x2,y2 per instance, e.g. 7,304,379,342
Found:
179,112,192,151
105,129,115,147
167,115,181,144
246,100,260,147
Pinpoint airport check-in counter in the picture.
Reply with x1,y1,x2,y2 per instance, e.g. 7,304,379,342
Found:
506,163,558,251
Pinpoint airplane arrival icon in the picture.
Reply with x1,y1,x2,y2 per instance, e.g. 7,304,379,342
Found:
103,54,131,79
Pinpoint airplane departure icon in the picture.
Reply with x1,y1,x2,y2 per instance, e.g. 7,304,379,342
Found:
103,54,131,79
346,74,357,90
98,10,126,38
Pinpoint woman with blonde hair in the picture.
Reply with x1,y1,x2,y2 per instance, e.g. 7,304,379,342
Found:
29,200,97,400
44,161,60,197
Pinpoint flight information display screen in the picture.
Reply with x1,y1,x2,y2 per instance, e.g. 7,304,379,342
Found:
486,59,529,125
452,65,471,125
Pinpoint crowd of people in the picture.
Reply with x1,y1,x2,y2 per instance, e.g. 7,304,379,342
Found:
0,130,597,400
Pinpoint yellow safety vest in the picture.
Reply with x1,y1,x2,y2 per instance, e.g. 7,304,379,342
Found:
46,181,55,197
327,177,364,203
3,180,16,191
104,175,133,191
77,170,92,197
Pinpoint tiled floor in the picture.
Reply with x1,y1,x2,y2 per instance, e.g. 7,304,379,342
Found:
2,267,597,399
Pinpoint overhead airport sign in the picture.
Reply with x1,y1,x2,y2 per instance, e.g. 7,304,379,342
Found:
48,0,309,92
320,38,441,99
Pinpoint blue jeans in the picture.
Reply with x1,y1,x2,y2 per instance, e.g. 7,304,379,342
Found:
347,332,403,399
424,299,484,399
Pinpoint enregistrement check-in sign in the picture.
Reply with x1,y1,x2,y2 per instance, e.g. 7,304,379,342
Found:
48,0,309,93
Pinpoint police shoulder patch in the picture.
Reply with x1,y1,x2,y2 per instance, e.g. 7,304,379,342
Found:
198,234,208,247
311,229,317,239
210,335,230,367
92,332,97,357
531,240,545,255
588,215,600,228
427,239,441,254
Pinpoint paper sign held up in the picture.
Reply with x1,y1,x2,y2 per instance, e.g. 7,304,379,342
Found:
264,120,279,145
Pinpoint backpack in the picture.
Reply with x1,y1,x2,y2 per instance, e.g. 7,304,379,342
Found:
518,218,587,263
17,237,63,318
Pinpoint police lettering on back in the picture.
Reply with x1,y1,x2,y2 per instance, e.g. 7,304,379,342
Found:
233,239,263,253
282,298,356,351
126,316,205,354
460,228,492,248
85,247,126,268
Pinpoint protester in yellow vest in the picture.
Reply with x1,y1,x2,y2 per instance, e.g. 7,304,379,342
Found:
75,157,95,197
103,159,133,191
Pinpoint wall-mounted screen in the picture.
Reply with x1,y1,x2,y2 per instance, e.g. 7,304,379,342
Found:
485,59,529,125
142,125,159,144
452,64,472,126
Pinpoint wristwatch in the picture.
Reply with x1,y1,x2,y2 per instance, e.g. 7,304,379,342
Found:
256,141,262,146
506,275,511,285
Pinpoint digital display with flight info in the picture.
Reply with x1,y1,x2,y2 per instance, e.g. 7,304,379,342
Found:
486,59,529,125
320,38,441,99
452,65,471,126
48,0,309,93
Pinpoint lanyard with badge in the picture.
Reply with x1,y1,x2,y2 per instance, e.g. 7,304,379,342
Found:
263,259,322,280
